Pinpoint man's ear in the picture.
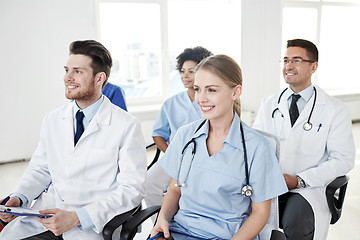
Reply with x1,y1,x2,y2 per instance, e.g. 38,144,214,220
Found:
95,72,106,87
310,62,318,74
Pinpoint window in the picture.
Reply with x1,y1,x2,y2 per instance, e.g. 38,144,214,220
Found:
98,0,241,104
98,2,163,99
282,0,360,95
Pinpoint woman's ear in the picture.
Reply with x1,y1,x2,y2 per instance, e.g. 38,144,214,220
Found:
232,85,242,100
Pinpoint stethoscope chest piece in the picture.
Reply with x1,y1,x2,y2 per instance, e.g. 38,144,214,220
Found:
303,122,312,131
241,185,253,198
176,120,253,199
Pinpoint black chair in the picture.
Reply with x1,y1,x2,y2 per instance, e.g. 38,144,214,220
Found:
271,175,350,239
146,143,161,170
326,175,349,224
119,205,161,240
102,143,161,239
105,139,350,240
270,230,286,240
102,205,141,240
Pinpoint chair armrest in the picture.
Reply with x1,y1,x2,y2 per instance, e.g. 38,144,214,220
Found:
146,143,156,149
0,219,7,227
270,230,286,240
326,175,349,224
120,205,161,240
146,143,161,170
102,205,140,240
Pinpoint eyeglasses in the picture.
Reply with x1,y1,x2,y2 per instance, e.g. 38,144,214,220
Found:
281,58,315,65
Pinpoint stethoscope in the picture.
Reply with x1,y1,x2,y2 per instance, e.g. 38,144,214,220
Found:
175,119,253,198
272,86,317,131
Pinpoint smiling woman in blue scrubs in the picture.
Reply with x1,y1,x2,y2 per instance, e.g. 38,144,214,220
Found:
150,55,288,240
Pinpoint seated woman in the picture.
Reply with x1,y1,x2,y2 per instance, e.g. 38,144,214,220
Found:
150,55,288,240
145,47,213,208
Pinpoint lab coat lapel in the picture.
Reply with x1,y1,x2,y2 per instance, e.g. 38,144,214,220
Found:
278,91,292,137
76,98,112,146
60,104,77,150
292,86,325,129
308,86,326,123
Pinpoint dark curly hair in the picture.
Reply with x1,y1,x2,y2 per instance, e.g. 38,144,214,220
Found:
176,46,213,72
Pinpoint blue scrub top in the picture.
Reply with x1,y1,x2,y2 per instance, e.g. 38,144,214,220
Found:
102,82,127,111
152,91,202,142
160,114,288,239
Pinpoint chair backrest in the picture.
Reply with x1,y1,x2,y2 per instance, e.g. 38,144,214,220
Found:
146,143,161,170
326,175,349,224
256,130,350,226
102,205,141,240
270,230,286,240
256,129,280,160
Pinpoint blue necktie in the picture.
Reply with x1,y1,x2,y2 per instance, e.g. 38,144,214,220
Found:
74,110,85,145
289,94,301,127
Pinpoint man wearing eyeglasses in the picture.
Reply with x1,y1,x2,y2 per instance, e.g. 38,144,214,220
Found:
253,39,355,240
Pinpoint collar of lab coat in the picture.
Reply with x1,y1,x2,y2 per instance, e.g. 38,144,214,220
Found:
60,97,113,146
278,85,326,129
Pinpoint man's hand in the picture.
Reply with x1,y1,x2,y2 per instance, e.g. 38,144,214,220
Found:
0,196,21,223
37,208,80,236
283,174,298,190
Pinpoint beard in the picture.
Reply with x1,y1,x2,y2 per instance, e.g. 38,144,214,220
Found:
65,81,97,102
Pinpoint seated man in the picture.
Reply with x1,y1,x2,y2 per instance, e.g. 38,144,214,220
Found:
253,39,355,240
0,40,147,239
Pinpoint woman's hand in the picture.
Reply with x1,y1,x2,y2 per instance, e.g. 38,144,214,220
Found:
150,217,170,239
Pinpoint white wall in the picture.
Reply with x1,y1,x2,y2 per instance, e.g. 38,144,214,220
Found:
240,0,282,120
0,0,290,163
1,0,357,163
0,0,97,162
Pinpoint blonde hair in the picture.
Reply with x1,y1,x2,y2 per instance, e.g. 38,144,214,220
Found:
195,54,243,117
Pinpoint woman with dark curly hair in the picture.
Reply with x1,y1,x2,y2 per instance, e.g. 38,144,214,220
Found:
145,47,213,208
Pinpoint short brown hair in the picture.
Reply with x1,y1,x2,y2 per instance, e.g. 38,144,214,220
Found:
69,40,112,87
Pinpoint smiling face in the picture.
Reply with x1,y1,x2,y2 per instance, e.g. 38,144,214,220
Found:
283,46,318,93
180,60,197,89
194,69,241,123
64,54,105,109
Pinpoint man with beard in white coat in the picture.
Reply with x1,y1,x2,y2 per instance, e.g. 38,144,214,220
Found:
253,39,355,240
0,40,147,240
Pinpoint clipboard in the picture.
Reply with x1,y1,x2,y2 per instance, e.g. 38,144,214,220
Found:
0,206,53,218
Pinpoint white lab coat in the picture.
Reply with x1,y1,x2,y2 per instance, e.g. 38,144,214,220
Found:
253,85,355,240
0,97,147,240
